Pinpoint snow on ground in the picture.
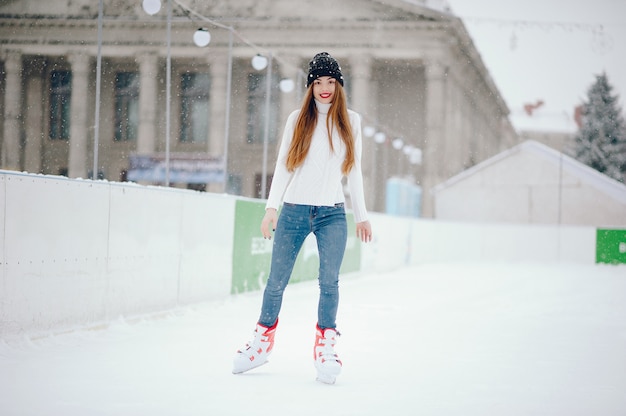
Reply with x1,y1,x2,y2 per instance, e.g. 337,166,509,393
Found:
1,263,625,416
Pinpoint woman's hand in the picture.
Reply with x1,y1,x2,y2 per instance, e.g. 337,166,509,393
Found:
261,208,278,239
356,220,372,243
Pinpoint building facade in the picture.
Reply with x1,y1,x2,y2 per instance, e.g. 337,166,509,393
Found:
0,0,518,216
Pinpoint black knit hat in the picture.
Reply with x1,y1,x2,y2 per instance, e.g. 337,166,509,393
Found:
306,52,344,87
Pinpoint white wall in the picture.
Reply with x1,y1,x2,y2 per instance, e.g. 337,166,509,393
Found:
360,213,596,271
434,141,626,226
0,171,233,337
407,219,596,264
0,171,599,338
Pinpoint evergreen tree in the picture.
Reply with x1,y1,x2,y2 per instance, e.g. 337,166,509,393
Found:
571,73,626,182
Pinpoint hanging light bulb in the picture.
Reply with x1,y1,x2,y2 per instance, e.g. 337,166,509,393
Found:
363,126,376,138
392,137,404,150
193,28,211,47
410,148,422,165
279,78,295,93
374,132,386,144
142,0,161,15
251,54,269,71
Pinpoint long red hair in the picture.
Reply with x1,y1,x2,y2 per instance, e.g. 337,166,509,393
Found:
285,83,355,175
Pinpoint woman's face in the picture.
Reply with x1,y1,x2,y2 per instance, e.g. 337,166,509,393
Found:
312,76,336,104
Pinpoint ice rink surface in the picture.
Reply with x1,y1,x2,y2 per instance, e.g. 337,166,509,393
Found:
1,263,625,416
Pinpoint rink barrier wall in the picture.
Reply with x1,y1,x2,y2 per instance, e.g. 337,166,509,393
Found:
0,171,234,337
0,170,619,338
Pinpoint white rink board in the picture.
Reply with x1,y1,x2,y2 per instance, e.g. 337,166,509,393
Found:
0,170,599,338
177,190,234,304
0,175,5,302
106,184,183,317
2,173,111,334
408,220,595,265
0,172,235,337
361,213,412,272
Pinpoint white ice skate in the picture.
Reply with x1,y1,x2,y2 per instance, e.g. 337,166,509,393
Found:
314,324,342,384
232,320,278,374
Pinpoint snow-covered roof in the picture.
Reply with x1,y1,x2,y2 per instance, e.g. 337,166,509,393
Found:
433,140,626,204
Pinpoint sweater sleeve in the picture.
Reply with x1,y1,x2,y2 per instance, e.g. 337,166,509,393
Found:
265,110,299,210
346,112,369,223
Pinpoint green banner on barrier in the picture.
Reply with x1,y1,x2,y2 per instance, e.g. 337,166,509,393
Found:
231,199,361,294
596,228,626,264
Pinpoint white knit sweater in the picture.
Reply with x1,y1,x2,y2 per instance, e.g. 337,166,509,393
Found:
265,100,369,223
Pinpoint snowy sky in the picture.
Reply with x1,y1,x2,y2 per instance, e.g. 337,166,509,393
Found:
445,0,626,133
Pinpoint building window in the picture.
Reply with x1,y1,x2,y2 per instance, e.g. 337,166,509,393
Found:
227,174,242,196
254,173,273,199
246,72,279,144
114,72,139,142
180,73,210,143
49,70,72,140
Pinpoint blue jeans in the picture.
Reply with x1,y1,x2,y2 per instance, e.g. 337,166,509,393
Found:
259,203,347,330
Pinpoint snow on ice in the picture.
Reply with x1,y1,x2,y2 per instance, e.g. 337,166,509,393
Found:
1,262,625,415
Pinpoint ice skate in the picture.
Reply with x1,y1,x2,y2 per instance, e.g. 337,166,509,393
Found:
314,324,342,384
232,320,277,374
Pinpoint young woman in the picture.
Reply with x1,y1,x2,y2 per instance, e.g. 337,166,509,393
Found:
232,52,372,384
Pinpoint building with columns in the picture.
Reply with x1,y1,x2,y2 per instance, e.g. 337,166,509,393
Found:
0,0,518,217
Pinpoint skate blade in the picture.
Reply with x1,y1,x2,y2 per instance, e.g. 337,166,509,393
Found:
315,373,336,385
315,361,341,376
232,358,268,374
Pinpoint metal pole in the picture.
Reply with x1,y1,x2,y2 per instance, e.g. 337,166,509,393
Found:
296,70,304,104
93,0,103,179
261,53,273,199
222,28,233,193
165,0,172,186
558,151,563,225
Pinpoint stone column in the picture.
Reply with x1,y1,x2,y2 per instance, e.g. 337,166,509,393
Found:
276,53,302,123
348,53,376,211
209,52,227,156
137,53,159,154
67,53,91,179
207,52,228,193
422,60,448,218
1,51,23,171
23,57,46,173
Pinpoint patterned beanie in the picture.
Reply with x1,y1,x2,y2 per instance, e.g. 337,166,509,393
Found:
306,52,344,87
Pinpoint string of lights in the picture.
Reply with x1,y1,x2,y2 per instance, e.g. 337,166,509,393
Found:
172,0,307,79
169,0,411,157
457,15,614,54
459,16,606,32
